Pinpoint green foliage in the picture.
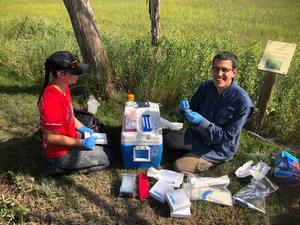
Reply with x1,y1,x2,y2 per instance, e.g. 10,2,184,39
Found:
237,43,264,102
0,18,77,80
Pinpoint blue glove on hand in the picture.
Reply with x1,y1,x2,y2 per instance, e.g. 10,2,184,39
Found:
82,136,97,150
179,99,190,111
78,125,93,135
185,110,204,124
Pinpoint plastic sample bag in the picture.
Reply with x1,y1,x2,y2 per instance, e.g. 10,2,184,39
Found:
147,167,184,188
189,175,230,187
119,173,136,197
235,160,270,181
183,175,233,206
233,176,278,213
183,183,233,206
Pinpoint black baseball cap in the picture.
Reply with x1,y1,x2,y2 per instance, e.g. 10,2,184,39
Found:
45,51,89,75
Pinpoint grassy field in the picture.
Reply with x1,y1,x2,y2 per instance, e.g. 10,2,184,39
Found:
0,0,299,45
1,0,300,224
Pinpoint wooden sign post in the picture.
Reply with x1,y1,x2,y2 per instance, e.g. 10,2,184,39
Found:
253,41,296,130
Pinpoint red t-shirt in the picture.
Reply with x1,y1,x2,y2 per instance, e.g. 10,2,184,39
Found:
39,85,78,158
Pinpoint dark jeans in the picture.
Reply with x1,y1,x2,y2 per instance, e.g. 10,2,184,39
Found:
48,145,113,172
163,129,192,151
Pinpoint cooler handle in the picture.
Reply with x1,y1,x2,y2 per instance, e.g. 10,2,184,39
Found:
133,146,151,162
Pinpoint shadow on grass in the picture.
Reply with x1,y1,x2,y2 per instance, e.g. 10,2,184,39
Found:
0,124,124,177
62,176,153,225
0,135,45,177
0,84,40,95
269,183,300,225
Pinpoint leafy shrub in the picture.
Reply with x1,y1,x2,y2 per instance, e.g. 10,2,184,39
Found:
0,18,77,80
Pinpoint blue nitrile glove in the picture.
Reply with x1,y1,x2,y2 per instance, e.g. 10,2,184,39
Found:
82,136,97,150
179,99,190,111
185,110,204,124
78,125,93,135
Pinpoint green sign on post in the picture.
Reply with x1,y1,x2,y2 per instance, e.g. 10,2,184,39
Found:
253,41,296,130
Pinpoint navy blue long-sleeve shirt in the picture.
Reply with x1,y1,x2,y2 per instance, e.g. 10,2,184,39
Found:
185,79,254,163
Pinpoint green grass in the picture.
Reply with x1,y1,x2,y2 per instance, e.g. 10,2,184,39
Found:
0,0,299,45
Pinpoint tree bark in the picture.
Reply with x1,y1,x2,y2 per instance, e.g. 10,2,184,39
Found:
63,0,114,98
149,0,160,45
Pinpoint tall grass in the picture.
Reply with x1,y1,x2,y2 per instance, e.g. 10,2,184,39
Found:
0,0,299,45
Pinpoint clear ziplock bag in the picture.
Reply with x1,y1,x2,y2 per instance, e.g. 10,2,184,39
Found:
233,176,278,213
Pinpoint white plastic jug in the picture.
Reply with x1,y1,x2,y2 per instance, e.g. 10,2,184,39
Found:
87,95,100,114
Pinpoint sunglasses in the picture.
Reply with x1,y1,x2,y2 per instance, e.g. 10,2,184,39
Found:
212,66,234,73
68,58,80,69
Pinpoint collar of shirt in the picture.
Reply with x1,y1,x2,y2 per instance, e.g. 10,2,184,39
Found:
213,80,237,98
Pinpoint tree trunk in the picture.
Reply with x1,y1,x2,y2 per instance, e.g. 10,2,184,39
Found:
63,0,114,98
149,0,160,45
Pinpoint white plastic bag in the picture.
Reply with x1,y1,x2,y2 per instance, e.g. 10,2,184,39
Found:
160,118,183,130
235,160,270,181
87,95,100,114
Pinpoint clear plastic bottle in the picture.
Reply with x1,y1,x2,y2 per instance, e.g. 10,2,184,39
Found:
124,93,137,131
124,108,137,132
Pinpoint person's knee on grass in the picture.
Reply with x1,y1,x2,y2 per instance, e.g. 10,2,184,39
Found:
174,153,214,175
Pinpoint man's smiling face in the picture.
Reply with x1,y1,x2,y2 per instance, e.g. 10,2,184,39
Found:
211,59,237,94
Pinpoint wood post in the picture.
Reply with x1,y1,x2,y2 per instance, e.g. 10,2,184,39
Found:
149,0,160,45
254,71,277,130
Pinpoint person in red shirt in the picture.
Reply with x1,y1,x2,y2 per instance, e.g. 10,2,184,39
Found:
38,51,112,175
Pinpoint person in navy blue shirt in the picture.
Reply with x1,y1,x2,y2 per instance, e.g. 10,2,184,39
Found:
164,51,254,175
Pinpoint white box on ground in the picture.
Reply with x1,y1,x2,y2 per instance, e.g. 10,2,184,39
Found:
149,180,174,203
166,189,191,211
170,207,192,218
